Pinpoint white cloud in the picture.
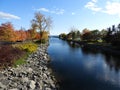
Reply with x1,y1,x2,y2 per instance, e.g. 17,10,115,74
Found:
36,7,65,15
103,1,120,16
0,11,20,19
85,0,102,12
37,8,49,12
85,0,120,17
92,0,98,3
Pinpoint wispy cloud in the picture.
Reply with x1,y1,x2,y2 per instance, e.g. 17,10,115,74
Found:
85,0,120,17
85,0,102,12
37,8,49,12
0,11,20,19
35,7,65,15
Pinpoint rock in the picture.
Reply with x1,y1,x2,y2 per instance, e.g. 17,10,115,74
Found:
9,82,18,88
43,73,48,79
16,84,24,90
21,77,29,83
0,82,6,89
0,73,4,79
1,79,10,85
45,87,52,90
29,80,36,89
36,82,43,90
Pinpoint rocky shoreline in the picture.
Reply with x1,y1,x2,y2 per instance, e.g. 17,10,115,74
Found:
0,43,58,90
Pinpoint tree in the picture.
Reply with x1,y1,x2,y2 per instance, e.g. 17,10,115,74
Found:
91,30,100,41
112,25,116,32
82,28,90,34
100,29,107,37
0,22,16,42
15,28,27,41
103,27,113,43
76,31,80,38
68,27,80,40
59,33,67,40
118,24,120,31
31,12,52,42
26,29,37,40
81,28,91,41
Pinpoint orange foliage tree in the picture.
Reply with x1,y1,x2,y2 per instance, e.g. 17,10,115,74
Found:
26,29,37,40
15,29,27,41
0,22,41,42
0,22,16,42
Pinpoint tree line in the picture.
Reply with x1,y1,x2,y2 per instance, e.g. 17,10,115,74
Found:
0,12,52,42
59,24,120,48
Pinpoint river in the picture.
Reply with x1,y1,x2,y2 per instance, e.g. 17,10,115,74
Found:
48,37,120,90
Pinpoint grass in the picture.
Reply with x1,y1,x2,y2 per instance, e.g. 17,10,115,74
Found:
13,53,29,67
14,57,26,67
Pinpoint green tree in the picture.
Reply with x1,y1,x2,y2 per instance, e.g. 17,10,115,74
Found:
91,29,100,41
59,33,67,40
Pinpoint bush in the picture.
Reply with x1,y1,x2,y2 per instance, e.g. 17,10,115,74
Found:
0,45,25,69
13,42,38,53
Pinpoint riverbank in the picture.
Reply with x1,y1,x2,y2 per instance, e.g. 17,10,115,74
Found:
66,40,120,56
0,43,58,90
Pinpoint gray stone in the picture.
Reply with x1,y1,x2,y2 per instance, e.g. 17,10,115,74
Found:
0,82,6,89
29,80,36,89
36,82,42,90
45,87,52,90
21,77,29,83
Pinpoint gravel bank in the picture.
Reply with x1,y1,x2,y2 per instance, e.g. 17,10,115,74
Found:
0,43,58,90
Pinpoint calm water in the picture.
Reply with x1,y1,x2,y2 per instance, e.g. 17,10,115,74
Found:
48,37,120,90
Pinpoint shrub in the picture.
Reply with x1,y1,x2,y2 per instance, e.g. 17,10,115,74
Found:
0,45,25,69
13,42,38,53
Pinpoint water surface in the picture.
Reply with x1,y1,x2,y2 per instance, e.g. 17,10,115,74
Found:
48,37,120,90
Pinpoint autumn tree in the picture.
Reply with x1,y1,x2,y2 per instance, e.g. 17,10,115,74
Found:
31,12,52,42
26,29,37,40
81,28,91,41
15,28,27,41
0,22,16,42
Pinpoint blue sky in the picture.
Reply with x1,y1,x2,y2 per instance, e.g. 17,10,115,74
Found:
0,0,120,35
